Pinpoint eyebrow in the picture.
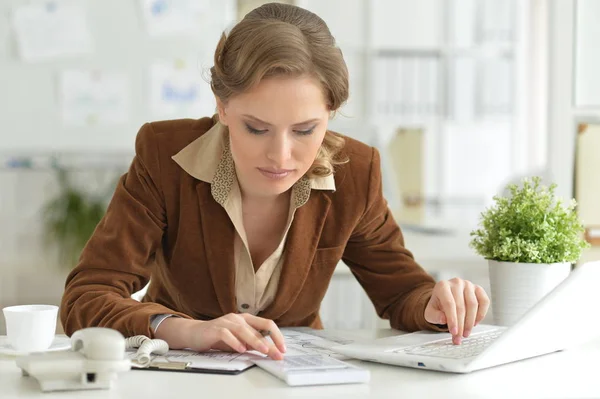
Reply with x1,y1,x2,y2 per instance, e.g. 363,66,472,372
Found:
242,114,320,127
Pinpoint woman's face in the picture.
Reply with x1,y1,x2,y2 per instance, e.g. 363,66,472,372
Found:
217,75,330,199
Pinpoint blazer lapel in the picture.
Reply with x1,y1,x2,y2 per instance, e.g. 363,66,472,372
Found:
196,183,237,315
260,192,332,320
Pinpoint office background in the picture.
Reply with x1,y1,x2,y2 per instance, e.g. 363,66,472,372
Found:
1,0,599,334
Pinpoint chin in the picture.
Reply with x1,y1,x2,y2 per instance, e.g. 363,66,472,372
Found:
257,180,295,197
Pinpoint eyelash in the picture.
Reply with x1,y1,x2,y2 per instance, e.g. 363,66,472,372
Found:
244,123,315,136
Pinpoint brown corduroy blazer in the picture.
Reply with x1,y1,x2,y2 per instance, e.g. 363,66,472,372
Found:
60,116,442,338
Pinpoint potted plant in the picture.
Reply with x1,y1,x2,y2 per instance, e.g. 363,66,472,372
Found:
41,167,114,269
469,176,590,326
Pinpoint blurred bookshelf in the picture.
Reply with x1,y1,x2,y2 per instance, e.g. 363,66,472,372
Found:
294,0,523,230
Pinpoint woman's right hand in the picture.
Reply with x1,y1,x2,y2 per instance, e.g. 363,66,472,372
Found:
155,313,286,360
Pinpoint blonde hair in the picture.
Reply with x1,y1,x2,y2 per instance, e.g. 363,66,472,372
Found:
210,2,349,178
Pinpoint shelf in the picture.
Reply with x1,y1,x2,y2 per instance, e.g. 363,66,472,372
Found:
0,152,132,171
373,48,442,58
372,46,514,59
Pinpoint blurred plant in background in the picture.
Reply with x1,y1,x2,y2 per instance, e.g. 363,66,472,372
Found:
41,166,117,270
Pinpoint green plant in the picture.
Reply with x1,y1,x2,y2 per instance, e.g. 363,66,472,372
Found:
41,167,113,269
469,176,590,264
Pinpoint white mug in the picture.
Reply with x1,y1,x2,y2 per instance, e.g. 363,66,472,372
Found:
2,304,58,352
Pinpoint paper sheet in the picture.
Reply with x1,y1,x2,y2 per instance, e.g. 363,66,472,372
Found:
11,2,93,62
59,70,131,126
149,59,215,119
139,0,210,36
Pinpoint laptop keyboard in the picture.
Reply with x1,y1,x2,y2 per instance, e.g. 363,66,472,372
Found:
392,329,504,359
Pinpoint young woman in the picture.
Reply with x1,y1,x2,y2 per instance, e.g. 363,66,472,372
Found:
60,3,489,360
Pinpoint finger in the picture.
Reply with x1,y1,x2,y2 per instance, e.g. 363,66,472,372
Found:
241,314,286,354
437,282,458,338
463,282,479,338
223,319,272,356
451,282,465,344
474,285,490,326
245,327,284,361
224,318,284,360
214,327,246,353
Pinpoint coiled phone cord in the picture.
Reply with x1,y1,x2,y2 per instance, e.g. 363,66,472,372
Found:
125,336,169,368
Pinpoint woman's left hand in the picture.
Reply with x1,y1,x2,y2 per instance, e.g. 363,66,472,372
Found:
424,278,490,345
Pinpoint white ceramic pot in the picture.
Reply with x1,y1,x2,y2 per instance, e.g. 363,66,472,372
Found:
488,260,571,326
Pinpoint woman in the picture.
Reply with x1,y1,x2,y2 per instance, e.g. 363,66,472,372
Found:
60,3,489,361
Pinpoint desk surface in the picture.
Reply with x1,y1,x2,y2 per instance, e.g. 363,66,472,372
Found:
1,329,599,399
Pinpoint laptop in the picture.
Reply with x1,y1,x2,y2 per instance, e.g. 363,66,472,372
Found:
330,260,600,373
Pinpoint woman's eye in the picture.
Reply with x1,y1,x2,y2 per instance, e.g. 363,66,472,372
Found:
295,127,315,136
244,124,267,135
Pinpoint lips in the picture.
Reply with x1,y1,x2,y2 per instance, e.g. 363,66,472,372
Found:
257,167,294,179
258,168,294,174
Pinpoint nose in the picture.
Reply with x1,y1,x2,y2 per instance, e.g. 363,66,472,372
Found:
266,131,292,166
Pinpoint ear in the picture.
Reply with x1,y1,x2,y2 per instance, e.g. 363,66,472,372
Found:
215,96,228,126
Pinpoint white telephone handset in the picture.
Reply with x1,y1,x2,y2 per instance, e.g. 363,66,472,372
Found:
16,327,131,392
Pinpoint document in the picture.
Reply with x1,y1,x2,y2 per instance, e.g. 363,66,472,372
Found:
139,0,209,36
149,59,215,119
11,2,93,62
127,328,357,373
59,70,131,126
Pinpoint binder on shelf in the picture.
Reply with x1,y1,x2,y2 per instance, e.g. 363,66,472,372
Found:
387,127,425,225
574,122,600,246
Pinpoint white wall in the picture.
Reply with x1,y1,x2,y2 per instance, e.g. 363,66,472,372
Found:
369,0,442,50
574,0,600,108
547,0,600,201
546,0,600,265
0,0,234,152
547,0,575,201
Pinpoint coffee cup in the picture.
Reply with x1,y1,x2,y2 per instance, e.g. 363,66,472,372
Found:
2,304,58,352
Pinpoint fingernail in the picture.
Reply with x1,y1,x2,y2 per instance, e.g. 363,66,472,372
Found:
464,329,471,338
451,326,458,335
282,344,287,353
260,344,269,353
453,336,462,345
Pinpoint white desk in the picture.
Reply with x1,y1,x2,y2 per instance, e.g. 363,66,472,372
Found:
2,329,599,399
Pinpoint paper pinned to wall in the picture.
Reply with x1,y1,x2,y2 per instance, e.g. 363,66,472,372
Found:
11,2,93,62
59,70,131,126
139,0,210,36
149,59,215,119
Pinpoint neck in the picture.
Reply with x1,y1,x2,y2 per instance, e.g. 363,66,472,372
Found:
241,190,291,210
